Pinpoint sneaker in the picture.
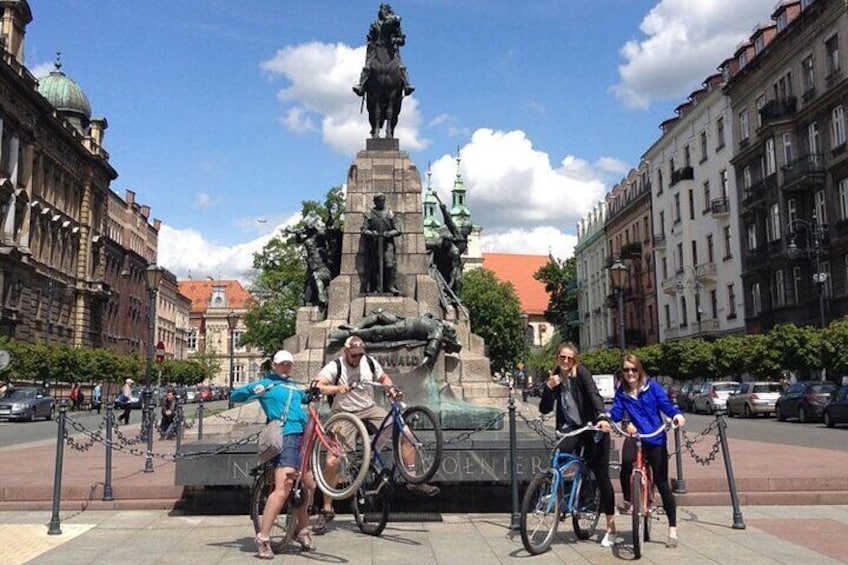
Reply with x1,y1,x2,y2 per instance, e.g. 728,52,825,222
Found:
295,528,315,552
600,531,618,548
255,535,274,559
617,501,632,514
313,509,335,535
666,537,679,548
406,483,440,497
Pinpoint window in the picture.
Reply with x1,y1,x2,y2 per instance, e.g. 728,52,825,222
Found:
822,261,833,298
788,198,797,223
815,189,827,224
673,193,681,223
776,11,788,32
775,71,793,100
782,133,793,166
793,266,802,304
752,282,762,316
234,364,244,386
187,330,198,351
826,35,840,76
741,166,751,190
680,297,688,327
720,169,729,198
664,304,671,328
659,210,665,233
707,234,715,262
689,189,695,219
662,256,668,280
716,117,726,150
739,109,749,140
756,95,766,128
691,239,698,266
754,35,765,54
657,169,664,194
769,203,781,242
840,179,848,220
747,223,758,251
684,145,691,168
723,226,733,259
703,181,711,214
809,121,820,153
676,242,684,273
727,284,737,318
765,138,776,175
774,270,786,307
700,131,708,162
802,56,815,93
832,105,846,147
710,289,718,319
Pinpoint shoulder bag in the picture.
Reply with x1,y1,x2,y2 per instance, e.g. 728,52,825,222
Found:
256,384,293,463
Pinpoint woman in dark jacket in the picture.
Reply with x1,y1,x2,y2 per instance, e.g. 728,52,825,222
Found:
539,342,618,548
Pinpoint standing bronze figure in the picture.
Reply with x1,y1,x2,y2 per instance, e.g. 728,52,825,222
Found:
353,3,414,138
362,192,401,295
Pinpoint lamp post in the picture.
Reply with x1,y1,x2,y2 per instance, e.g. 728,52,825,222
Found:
609,259,629,355
143,263,163,473
676,266,703,335
226,309,237,409
787,215,828,329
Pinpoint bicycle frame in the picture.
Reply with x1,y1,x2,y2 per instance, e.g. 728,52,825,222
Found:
544,425,597,515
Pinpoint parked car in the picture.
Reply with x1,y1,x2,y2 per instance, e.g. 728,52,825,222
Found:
726,381,782,417
666,382,684,406
0,386,55,421
823,384,848,428
692,381,740,414
774,381,839,423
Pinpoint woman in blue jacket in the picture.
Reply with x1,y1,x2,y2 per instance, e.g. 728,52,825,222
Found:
231,350,315,557
609,353,685,548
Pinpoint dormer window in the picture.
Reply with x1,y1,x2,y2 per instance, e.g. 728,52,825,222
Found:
211,285,226,308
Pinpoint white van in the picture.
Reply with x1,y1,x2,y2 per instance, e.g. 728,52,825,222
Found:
593,374,616,404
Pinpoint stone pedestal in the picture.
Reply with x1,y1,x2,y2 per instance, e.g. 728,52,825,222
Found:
286,139,496,426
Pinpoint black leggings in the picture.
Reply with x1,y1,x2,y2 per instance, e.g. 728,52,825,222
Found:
556,430,615,517
620,439,677,527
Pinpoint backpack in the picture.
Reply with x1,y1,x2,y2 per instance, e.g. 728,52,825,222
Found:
327,355,376,407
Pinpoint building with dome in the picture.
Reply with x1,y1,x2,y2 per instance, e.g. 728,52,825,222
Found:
0,0,171,358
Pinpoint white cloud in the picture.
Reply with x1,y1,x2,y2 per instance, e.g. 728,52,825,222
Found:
30,62,55,79
428,129,608,231
482,227,577,260
260,42,428,154
193,192,212,209
611,0,778,109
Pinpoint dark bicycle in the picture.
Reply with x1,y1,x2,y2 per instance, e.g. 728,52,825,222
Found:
351,382,444,536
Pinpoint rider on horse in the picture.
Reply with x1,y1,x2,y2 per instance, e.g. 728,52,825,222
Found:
353,3,415,97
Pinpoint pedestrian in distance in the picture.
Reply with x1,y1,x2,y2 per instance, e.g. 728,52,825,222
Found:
159,388,177,440
69,382,80,411
231,350,316,557
539,342,618,548
608,353,686,548
91,383,102,414
117,378,134,425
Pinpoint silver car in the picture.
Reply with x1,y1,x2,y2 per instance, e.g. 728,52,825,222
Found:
0,386,55,421
726,381,782,417
692,381,740,414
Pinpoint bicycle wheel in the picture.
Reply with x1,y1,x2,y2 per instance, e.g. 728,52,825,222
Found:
249,466,296,553
394,405,443,484
631,470,644,559
644,480,655,542
572,467,600,540
352,464,391,536
520,469,560,555
312,412,371,500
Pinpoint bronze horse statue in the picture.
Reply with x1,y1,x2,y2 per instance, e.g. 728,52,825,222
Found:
364,16,404,139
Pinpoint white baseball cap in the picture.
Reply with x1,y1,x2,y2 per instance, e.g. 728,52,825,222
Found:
344,336,366,354
272,350,294,364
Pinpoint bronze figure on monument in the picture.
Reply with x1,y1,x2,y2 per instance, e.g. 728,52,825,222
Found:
361,192,401,295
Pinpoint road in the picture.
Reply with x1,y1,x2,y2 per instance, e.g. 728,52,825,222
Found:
0,399,229,449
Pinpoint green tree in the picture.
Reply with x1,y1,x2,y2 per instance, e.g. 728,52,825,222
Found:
821,319,848,375
767,323,821,373
460,268,524,375
533,255,578,345
240,187,345,355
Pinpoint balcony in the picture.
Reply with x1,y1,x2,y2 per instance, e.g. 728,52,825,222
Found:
661,276,678,294
620,241,642,258
758,96,797,126
696,262,717,282
746,247,769,270
710,197,730,217
741,184,766,208
670,166,694,187
653,234,666,249
782,153,825,192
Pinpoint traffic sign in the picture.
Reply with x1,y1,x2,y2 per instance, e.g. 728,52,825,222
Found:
155,341,166,363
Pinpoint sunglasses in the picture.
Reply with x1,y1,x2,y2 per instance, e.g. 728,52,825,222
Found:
622,367,639,374
348,352,364,358
558,355,575,361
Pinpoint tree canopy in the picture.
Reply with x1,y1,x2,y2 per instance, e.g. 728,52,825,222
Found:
533,255,579,345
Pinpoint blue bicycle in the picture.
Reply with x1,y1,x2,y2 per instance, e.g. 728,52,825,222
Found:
350,382,444,536
520,424,602,555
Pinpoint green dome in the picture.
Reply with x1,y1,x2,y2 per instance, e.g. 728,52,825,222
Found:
37,65,91,121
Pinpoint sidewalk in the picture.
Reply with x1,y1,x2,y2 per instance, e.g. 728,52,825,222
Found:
2,506,848,564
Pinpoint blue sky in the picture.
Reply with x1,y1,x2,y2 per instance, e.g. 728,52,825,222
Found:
24,0,777,281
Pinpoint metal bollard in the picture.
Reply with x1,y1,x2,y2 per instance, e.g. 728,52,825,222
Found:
175,401,183,454
103,402,114,501
673,427,686,494
197,399,204,440
48,401,67,535
143,388,154,473
716,414,745,529
508,379,520,530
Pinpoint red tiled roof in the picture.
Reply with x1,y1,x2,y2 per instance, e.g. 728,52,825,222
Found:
177,280,254,313
482,253,551,315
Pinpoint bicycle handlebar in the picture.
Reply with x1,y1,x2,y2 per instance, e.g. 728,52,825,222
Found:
554,423,605,439
350,380,403,399
610,420,676,439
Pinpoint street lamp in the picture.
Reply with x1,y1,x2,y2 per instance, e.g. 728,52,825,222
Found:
676,266,703,335
143,263,163,473
609,259,629,355
786,215,828,329
226,309,237,409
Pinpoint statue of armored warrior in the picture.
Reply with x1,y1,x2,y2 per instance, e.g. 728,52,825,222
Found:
352,3,415,97
361,192,401,295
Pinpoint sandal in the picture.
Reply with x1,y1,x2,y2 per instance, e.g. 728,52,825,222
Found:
313,508,335,535
255,535,274,559
295,527,315,552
